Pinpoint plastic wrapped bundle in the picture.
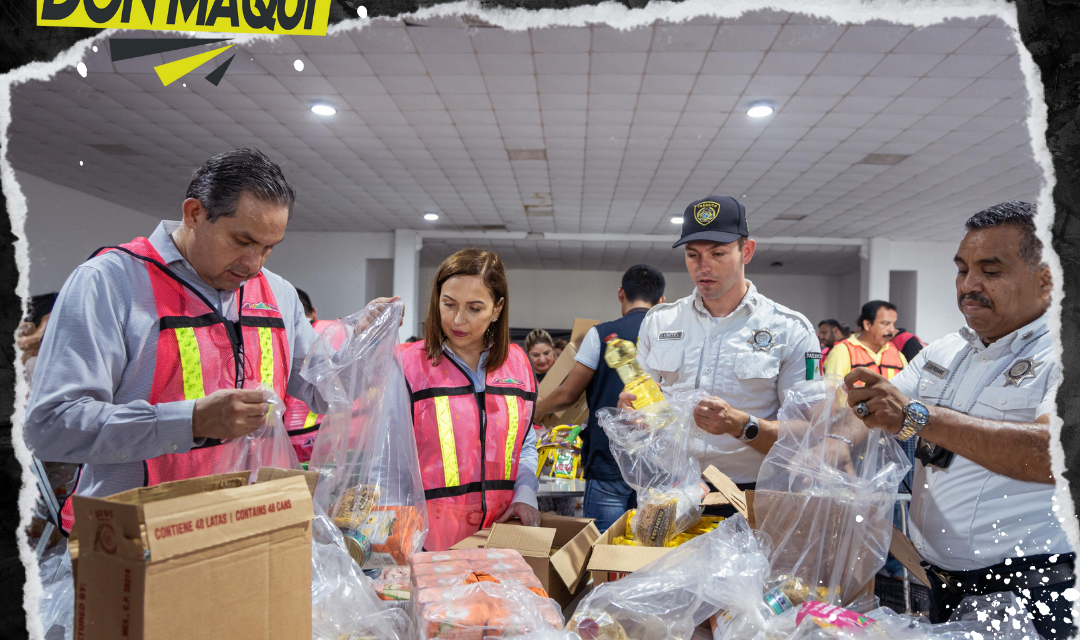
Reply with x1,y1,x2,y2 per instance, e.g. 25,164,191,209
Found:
597,390,709,546
416,578,564,639
213,383,301,481
302,300,428,569
569,516,772,640
37,541,74,640
310,509,414,640
753,376,910,607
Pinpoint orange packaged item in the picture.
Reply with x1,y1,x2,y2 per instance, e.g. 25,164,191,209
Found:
358,505,424,566
411,561,472,577
419,580,562,640
413,573,472,590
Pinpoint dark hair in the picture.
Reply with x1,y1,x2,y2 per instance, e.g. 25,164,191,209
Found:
621,264,666,305
185,148,296,222
818,318,843,332
857,301,897,332
964,201,1042,268
425,248,510,371
525,328,554,353
405,336,420,343
840,323,852,338
25,292,58,325
295,288,314,316
552,339,568,350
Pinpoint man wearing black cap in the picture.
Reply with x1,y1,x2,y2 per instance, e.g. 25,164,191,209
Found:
624,196,821,510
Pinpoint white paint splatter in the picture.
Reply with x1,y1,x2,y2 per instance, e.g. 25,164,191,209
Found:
855,515,863,523
76,62,86,77
1036,602,1052,616
293,59,304,72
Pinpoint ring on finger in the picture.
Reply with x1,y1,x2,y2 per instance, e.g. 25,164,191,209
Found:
854,401,871,418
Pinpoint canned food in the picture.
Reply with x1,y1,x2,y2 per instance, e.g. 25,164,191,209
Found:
343,530,371,567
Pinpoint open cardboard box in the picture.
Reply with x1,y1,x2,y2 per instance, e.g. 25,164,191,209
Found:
536,318,600,428
589,466,929,601
70,469,317,640
451,513,601,607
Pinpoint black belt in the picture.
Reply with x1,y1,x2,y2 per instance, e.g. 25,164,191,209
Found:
926,553,1076,595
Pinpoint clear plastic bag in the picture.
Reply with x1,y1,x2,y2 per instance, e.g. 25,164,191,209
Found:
212,383,300,481
570,516,773,640
597,390,709,546
37,540,74,640
416,577,564,639
302,300,428,569
754,376,910,606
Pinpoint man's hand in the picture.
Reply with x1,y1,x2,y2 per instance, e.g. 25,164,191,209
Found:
693,396,746,437
843,368,908,435
617,391,637,411
192,388,270,440
496,501,541,526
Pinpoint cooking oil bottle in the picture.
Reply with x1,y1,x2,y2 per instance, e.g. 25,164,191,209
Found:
603,334,666,410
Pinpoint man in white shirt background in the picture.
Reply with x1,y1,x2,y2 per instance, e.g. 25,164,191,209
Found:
844,201,1072,639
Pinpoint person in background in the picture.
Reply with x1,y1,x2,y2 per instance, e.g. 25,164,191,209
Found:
535,265,666,532
551,338,568,361
525,328,556,384
625,196,821,515
891,327,927,363
21,148,371,535
844,202,1071,639
824,301,907,380
401,249,540,550
405,336,420,343
16,292,57,385
282,288,336,463
816,318,846,375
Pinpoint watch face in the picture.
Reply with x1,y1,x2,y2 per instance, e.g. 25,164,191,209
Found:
744,422,759,440
906,402,930,426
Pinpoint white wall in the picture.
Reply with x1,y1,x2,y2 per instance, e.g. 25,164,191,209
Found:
19,171,160,295
890,241,966,343
265,231,393,320
419,266,843,331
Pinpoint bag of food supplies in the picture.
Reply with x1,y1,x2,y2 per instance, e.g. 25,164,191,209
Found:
597,390,710,547
569,516,773,640
301,299,428,569
753,376,910,608
213,383,301,481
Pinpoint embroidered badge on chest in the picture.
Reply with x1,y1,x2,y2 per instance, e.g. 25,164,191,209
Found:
1004,357,1040,387
748,328,777,353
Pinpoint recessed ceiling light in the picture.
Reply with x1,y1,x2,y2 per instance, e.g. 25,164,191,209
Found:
310,104,336,116
424,212,439,221
746,103,774,118
670,217,682,224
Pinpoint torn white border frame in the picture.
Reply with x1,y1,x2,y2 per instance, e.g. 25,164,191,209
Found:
2,0,1074,637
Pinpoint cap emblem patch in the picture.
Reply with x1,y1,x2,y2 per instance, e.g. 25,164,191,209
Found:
694,201,720,226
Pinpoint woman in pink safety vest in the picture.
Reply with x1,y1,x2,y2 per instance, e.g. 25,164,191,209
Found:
282,289,336,462
400,249,540,551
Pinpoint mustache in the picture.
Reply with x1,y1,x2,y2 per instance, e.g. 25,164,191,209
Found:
959,292,993,309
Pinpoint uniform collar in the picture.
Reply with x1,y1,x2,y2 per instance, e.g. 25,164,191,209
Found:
692,280,758,319
958,313,1048,355
624,306,650,317
150,221,187,266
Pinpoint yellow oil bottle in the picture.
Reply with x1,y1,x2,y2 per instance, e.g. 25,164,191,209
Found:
603,334,666,410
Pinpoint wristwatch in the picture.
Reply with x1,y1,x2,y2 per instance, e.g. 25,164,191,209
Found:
896,400,930,441
738,415,760,442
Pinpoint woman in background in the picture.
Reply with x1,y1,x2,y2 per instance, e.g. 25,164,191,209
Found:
525,328,556,383
400,249,541,550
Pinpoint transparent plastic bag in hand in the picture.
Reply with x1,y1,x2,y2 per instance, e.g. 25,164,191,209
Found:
571,516,772,640
597,390,709,546
302,299,428,568
212,383,300,483
37,541,74,640
753,376,910,607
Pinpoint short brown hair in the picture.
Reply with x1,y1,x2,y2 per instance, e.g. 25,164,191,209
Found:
424,249,510,370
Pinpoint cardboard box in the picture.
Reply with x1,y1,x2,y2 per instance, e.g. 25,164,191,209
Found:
451,514,600,607
71,471,315,640
537,318,600,428
588,466,923,605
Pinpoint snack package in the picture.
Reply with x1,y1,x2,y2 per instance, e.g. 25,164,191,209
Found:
418,579,563,640
753,376,910,606
597,390,709,546
212,383,301,481
302,300,428,569
370,567,411,604
570,516,772,640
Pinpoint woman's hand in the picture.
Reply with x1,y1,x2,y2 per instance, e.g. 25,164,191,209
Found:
496,501,541,526
355,296,403,332
617,391,637,411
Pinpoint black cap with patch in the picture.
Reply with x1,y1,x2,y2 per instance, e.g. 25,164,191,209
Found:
673,195,749,248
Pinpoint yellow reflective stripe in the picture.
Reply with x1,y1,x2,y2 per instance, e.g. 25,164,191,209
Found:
174,327,205,400
433,396,460,487
504,396,519,480
303,411,318,429
258,326,274,388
